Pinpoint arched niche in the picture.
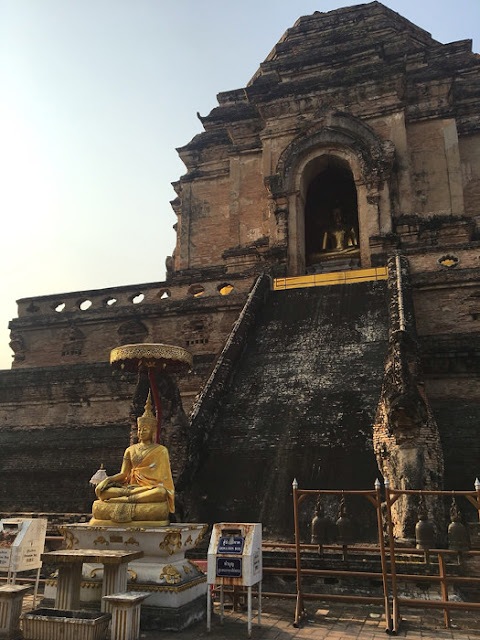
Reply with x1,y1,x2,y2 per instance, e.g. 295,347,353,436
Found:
266,111,395,275
303,156,359,272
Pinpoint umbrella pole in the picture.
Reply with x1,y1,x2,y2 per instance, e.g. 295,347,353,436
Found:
147,367,163,444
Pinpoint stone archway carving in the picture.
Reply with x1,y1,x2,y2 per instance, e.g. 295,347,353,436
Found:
265,111,395,275
118,320,149,345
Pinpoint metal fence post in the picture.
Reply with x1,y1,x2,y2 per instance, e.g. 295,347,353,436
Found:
292,478,305,627
384,480,401,633
375,479,392,632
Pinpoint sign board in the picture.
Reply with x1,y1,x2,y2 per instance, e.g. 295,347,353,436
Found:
216,557,242,578
0,519,47,572
207,522,262,587
0,546,12,569
217,536,244,555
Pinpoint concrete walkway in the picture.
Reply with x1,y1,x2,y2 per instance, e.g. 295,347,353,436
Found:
21,593,480,639
139,599,480,639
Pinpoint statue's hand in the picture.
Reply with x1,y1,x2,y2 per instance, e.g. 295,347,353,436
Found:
95,476,113,498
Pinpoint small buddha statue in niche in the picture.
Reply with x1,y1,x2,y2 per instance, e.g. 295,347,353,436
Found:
322,207,358,253
91,393,174,526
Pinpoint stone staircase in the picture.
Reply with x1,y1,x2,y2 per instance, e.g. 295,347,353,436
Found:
183,280,390,539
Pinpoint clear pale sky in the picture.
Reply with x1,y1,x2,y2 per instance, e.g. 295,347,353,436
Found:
1,0,479,370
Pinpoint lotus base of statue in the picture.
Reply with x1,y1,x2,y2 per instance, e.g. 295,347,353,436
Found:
90,500,169,527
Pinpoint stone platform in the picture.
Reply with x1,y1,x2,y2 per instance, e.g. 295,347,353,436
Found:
23,593,480,639
44,523,208,631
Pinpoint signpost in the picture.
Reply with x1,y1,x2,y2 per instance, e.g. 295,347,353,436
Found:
207,523,262,637
0,518,47,606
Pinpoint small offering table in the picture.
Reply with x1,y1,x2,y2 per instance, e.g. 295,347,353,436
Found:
41,549,143,613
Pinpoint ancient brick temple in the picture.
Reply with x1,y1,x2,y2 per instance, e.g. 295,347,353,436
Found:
1,2,480,539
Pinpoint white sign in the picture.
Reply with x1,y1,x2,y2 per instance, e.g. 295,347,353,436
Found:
207,523,262,587
0,519,47,572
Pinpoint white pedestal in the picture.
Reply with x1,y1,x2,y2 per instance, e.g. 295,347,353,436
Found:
103,592,150,640
0,584,31,640
46,523,208,630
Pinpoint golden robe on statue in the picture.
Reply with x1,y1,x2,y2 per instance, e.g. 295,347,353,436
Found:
123,443,175,513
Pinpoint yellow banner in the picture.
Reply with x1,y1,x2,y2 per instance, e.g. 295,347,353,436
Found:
273,267,388,290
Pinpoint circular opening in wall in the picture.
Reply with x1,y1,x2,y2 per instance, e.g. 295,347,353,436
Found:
79,299,92,311
188,284,205,298
105,297,117,307
54,302,66,313
131,293,145,304
218,283,234,296
158,289,171,300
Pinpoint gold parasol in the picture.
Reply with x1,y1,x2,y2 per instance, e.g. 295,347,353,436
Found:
110,343,192,374
110,343,193,443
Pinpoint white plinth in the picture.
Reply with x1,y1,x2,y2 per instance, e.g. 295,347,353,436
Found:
0,584,31,640
45,523,208,630
102,592,150,640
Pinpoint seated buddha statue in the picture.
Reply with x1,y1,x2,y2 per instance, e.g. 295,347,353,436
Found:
90,393,174,526
322,207,358,253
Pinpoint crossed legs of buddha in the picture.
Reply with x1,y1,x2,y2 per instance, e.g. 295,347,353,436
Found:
97,485,167,504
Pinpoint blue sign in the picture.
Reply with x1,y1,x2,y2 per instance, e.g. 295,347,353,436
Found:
216,557,242,578
217,536,245,555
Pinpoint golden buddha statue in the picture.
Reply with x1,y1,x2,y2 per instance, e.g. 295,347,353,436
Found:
322,207,358,253
90,393,174,526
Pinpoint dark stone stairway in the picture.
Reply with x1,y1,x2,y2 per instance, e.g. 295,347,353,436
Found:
185,280,390,540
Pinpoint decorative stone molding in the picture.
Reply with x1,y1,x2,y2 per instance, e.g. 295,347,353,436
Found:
9,332,25,362
117,320,149,345
276,111,395,193
438,254,459,268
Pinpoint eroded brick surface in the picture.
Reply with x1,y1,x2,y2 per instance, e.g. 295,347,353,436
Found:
1,3,480,523
184,282,389,540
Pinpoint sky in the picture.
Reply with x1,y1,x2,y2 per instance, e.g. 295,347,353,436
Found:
1,0,479,370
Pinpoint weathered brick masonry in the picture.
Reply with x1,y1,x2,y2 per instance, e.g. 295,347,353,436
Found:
0,364,131,513
1,3,480,535
373,256,444,539
183,281,390,540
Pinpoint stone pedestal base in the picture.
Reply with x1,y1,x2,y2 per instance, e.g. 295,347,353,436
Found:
46,523,208,631
0,585,31,640
102,592,150,640
141,594,206,631
307,255,361,274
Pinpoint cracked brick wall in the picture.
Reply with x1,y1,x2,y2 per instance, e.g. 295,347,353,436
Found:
0,364,132,513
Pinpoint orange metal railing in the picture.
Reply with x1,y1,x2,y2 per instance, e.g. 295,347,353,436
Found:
290,482,480,633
